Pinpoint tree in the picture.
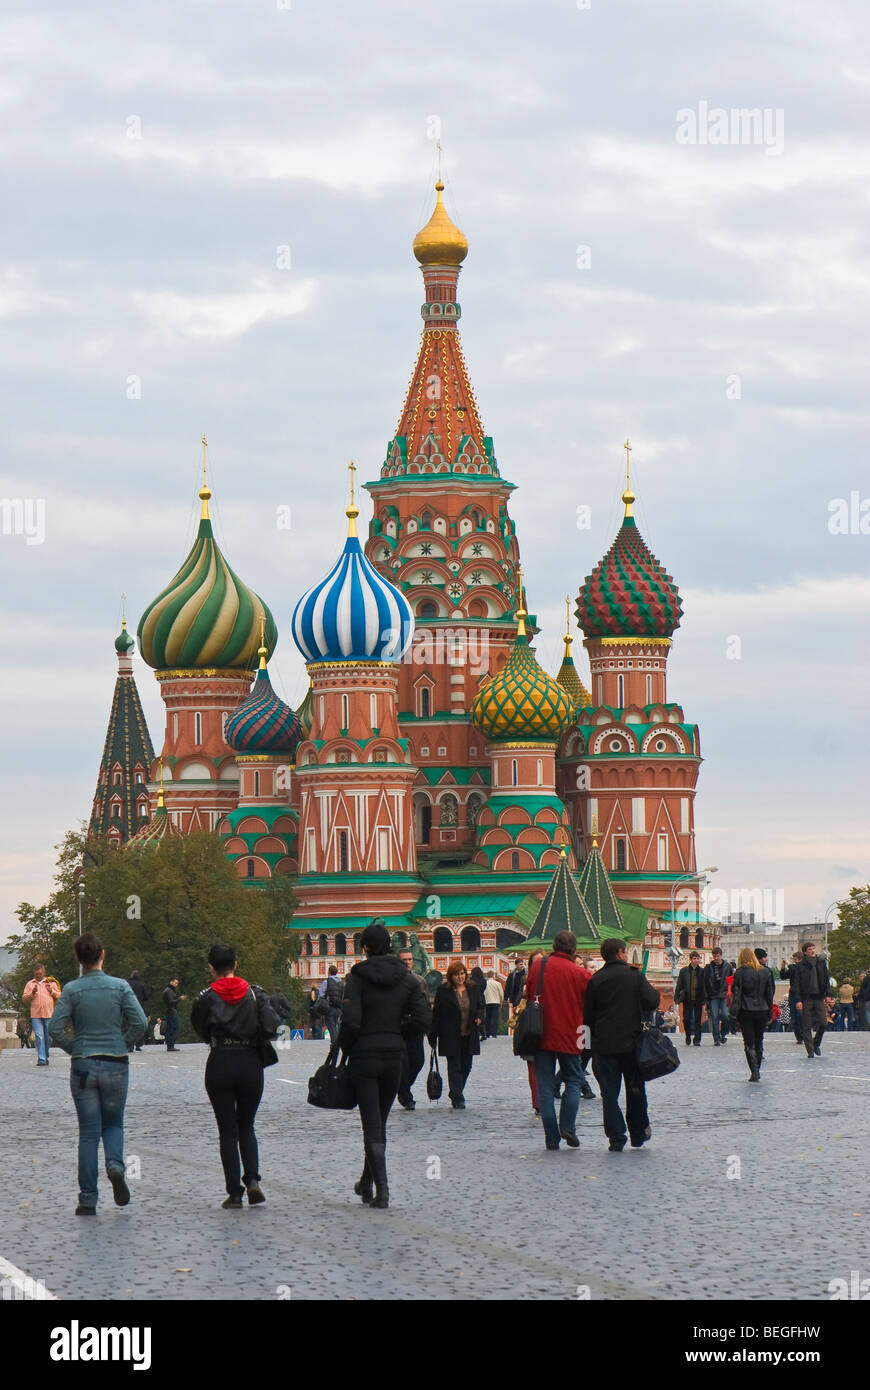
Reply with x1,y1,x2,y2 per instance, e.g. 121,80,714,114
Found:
827,886,870,983
10,825,301,1038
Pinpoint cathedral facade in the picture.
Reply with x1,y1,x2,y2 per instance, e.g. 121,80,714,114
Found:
91,178,716,1002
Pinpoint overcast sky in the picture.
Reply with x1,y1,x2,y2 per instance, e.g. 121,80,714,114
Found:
2,0,868,942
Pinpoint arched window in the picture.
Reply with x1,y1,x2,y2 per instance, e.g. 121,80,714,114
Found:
335,933,347,956
440,793,458,827
615,839,627,872
246,858,255,877
419,601,438,619
511,851,520,870
466,793,483,826
617,674,625,707
420,687,431,718
433,926,453,952
352,933,362,956
135,771,143,784
194,712,202,745
421,509,433,529
679,927,690,950
694,930,704,950
304,934,313,957
113,771,122,786
254,770,260,797
341,695,349,730
318,933,329,957
511,759,518,786
460,926,480,951
338,831,349,871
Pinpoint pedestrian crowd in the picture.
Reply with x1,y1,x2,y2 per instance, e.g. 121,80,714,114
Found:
14,927,869,1215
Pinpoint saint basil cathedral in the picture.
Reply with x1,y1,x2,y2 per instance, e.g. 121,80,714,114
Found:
90,176,714,1001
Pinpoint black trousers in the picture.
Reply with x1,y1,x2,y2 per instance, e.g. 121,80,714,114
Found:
738,1013,766,1059
204,1049,264,1198
349,1053,402,1152
446,1036,474,1100
485,1003,500,1037
397,1032,425,1105
681,1000,703,1043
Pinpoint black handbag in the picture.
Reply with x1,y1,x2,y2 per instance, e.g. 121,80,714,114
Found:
634,973,680,1081
307,1042,357,1110
249,987,278,1067
426,1047,443,1100
512,957,547,1059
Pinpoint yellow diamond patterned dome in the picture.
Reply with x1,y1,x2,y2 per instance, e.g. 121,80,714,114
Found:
471,632,574,743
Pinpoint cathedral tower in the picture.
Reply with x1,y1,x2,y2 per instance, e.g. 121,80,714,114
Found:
90,618,155,846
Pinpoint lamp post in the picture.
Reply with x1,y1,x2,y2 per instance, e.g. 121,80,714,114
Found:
666,867,718,1003
822,900,840,958
76,877,85,977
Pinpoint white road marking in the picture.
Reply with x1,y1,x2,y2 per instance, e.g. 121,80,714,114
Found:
279,1079,305,1085
0,1254,57,1300
823,1074,870,1081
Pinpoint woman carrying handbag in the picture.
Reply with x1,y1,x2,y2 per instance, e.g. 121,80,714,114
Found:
339,920,430,1209
429,961,485,1109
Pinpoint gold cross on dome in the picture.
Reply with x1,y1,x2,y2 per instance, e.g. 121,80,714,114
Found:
348,459,356,506
624,437,632,491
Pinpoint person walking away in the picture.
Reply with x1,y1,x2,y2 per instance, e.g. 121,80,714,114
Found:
16,1013,32,1048
674,951,706,1046
128,972,148,1052
269,986,293,1026
526,933,590,1151
483,971,504,1039
429,961,484,1109
731,947,774,1081
47,932,147,1214
162,978,186,1052
190,944,280,1208
22,965,60,1066
780,952,804,1044
323,965,345,1046
837,979,856,1032
396,947,430,1110
794,942,833,1059
583,939,660,1151
857,971,870,1031
703,948,730,1046
340,920,430,1209
504,958,527,1022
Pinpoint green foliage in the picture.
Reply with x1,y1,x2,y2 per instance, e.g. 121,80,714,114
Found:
10,825,300,1037
828,885,870,983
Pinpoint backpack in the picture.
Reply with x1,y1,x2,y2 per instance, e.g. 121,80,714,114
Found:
325,975,345,1008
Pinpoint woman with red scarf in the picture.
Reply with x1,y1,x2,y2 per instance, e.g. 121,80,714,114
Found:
191,944,279,1208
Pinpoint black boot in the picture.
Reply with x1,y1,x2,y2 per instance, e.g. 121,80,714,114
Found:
813,1029,824,1057
354,1154,374,1205
368,1142,389,1209
745,1047,760,1082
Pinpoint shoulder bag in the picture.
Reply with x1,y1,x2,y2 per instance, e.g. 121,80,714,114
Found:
634,972,680,1081
512,957,547,1060
307,1040,357,1110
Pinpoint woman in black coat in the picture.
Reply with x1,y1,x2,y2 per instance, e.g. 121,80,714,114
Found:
338,920,430,1210
429,960,484,1108
731,946,774,1083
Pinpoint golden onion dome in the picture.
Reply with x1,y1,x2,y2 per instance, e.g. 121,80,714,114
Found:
471,607,574,744
413,181,469,266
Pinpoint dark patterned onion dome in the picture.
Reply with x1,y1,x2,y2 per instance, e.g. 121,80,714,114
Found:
471,629,574,743
138,477,277,670
127,799,178,849
577,515,682,638
226,667,302,755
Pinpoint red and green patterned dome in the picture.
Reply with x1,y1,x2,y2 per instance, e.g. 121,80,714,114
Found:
577,514,682,638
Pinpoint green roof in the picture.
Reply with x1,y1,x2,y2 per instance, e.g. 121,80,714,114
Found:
408,891,541,927
533,854,598,941
578,845,625,932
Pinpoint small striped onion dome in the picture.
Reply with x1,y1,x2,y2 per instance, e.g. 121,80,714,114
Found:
576,515,682,638
127,800,178,849
138,503,277,671
471,630,574,743
225,666,302,755
291,508,413,663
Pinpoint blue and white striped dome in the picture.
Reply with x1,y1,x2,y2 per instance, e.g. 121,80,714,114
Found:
291,516,414,664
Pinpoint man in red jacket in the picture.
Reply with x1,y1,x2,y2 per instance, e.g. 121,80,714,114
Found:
526,932,590,1151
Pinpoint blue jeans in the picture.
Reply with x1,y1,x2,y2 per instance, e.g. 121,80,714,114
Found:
593,1051,650,1145
535,1051,582,1146
31,1017,51,1063
69,1058,129,1206
707,997,728,1043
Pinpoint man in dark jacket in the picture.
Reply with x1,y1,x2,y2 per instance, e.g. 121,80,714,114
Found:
526,932,590,1151
396,948,430,1110
323,966,345,1046
162,978,185,1052
702,948,729,1046
584,938,661,1151
793,943,833,1058
505,958,527,1012
674,952,706,1046
858,970,870,1031
127,972,148,1051
779,952,804,1043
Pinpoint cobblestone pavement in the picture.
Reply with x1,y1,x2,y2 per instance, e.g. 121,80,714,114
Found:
1,1034,868,1301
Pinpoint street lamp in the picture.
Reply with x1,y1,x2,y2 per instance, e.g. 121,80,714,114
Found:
76,876,85,977
822,900,840,958
666,867,718,998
